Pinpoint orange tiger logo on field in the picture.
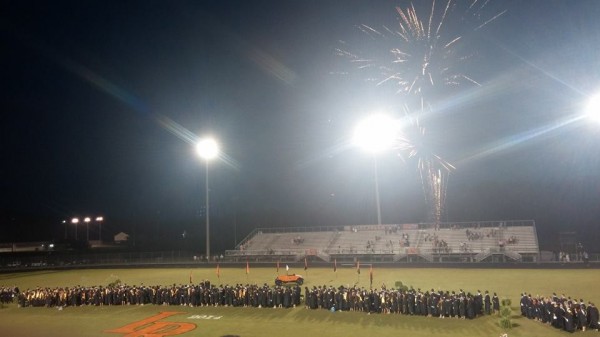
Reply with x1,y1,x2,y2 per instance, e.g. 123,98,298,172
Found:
104,312,196,337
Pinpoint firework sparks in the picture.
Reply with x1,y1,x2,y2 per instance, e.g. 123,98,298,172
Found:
394,115,455,223
339,0,504,224
338,0,505,99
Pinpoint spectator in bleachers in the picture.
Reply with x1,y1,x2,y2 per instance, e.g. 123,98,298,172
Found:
465,229,482,241
433,239,450,254
486,228,497,238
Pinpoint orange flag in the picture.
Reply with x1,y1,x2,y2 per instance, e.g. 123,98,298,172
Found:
246,260,250,275
216,263,221,279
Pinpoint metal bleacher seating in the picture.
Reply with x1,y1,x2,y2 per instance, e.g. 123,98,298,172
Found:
227,220,540,263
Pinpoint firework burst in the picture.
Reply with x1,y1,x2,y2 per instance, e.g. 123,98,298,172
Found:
337,0,504,100
340,0,504,223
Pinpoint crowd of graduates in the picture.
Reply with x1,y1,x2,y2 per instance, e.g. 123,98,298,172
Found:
305,285,499,318
8,280,499,320
10,281,303,309
521,292,600,332
0,286,18,304
15,279,600,333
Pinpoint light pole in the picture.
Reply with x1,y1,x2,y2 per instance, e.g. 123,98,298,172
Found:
353,114,399,225
96,216,104,242
84,217,91,242
196,137,219,262
71,218,79,240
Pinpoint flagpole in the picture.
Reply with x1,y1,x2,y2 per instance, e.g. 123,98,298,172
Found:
334,259,337,280
304,256,308,277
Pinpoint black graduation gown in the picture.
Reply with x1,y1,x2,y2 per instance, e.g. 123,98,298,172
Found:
564,311,575,332
588,305,600,329
577,308,587,329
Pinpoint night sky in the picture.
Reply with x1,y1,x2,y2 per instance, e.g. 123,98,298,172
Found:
2,0,600,252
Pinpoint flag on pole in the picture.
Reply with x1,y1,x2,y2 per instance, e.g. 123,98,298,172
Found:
216,263,221,279
369,264,373,288
333,258,337,272
246,260,250,275
277,260,280,273
304,257,308,271
189,271,193,284
356,260,360,274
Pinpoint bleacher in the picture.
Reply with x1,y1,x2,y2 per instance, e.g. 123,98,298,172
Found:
226,220,540,263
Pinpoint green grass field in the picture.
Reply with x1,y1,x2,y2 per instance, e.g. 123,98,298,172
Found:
1,267,598,337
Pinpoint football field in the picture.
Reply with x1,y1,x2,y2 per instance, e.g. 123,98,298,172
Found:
1,267,598,337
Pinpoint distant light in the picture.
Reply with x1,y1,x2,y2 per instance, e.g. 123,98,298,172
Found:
84,217,91,223
353,114,399,153
62,220,66,223
586,93,600,124
196,138,219,160
71,218,79,224
49,244,54,248
96,216,104,222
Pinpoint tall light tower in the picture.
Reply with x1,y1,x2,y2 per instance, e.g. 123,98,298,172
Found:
84,217,91,242
196,137,219,262
71,218,79,240
353,114,399,225
96,216,104,242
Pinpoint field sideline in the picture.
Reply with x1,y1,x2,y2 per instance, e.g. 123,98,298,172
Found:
1,267,598,337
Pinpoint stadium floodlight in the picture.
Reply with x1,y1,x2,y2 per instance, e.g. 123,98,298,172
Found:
353,114,399,154
196,137,220,262
585,93,600,124
196,138,219,160
353,114,400,225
